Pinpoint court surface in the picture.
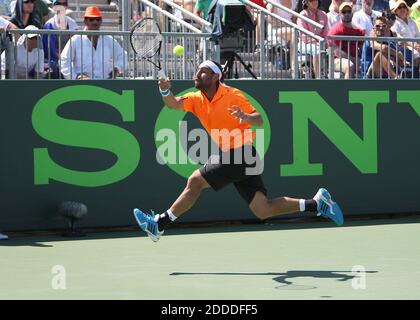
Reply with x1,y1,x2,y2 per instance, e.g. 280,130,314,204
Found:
1,216,419,300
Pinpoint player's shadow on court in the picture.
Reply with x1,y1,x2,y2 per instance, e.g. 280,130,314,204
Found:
170,270,378,290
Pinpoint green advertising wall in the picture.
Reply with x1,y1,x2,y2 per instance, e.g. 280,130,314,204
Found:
0,80,419,231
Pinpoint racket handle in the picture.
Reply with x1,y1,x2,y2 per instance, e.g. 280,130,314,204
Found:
158,69,167,80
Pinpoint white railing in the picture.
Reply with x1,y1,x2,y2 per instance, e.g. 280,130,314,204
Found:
0,29,212,80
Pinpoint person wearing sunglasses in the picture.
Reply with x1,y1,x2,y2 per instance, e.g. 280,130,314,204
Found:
327,2,365,78
389,0,420,69
42,0,77,78
8,0,51,29
61,6,126,80
8,0,40,28
362,16,406,78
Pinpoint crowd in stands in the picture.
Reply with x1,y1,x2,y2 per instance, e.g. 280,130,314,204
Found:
1,0,125,79
1,0,420,79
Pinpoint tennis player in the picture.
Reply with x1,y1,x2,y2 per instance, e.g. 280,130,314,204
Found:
134,60,344,242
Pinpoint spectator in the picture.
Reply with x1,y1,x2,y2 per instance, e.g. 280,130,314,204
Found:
0,231,8,240
247,0,267,49
267,0,298,70
297,0,329,78
391,0,418,36
390,0,420,65
9,0,41,28
327,1,365,78
328,0,344,28
9,0,50,28
267,0,298,29
362,16,405,78
42,0,78,78
1,25,45,78
353,0,381,35
60,6,126,79
267,0,299,46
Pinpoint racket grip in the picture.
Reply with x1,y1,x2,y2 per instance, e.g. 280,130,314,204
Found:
158,69,167,80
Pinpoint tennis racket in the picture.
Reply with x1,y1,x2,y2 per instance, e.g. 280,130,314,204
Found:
130,17,166,79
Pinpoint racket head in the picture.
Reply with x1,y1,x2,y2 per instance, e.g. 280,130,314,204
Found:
130,17,167,78
130,17,163,58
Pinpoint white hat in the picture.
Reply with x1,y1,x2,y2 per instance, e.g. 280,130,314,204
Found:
391,0,410,12
25,25,39,38
389,0,397,11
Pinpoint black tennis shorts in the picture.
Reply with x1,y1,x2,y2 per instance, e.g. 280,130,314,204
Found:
199,144,267,204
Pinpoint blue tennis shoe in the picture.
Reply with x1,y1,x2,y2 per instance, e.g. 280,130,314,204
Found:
133,208,164,242
313,188,344,226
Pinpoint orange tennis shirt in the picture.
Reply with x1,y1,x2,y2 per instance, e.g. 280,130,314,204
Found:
182,83,256,152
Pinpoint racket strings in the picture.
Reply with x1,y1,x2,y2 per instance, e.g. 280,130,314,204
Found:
131,20,162,59
133,33,161,58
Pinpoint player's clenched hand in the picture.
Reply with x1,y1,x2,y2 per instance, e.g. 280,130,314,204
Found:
228,105,249,124
158,77,171,91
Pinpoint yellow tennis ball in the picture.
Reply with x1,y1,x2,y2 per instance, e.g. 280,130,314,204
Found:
173,45,185,56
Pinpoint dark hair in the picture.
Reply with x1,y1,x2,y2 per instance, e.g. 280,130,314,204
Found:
302,0,321,10
375,16,387,24
382,9,396,22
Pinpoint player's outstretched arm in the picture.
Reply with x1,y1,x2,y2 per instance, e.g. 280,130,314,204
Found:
158,77,184,110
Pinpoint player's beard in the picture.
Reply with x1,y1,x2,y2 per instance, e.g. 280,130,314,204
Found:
193,77,201,89
194,77,208,91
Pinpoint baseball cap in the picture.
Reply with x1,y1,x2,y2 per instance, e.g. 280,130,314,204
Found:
339,2,353,12
25,25,40,38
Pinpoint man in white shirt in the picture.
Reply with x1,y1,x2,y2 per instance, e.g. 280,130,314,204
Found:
60,6,126,79
1,25,45,78
353,0,381,35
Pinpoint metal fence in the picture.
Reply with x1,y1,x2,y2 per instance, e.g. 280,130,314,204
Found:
1,28,213,80
2,1,420,80
326,35,420,79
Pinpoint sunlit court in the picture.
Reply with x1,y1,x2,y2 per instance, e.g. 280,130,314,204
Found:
1,0,420,306
1,216,420,300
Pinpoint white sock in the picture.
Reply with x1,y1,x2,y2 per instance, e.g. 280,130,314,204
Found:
166,209,177,221
154,209,178,222
299,199,305,212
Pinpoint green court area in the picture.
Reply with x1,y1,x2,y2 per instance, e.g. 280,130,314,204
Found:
1,216,420,300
